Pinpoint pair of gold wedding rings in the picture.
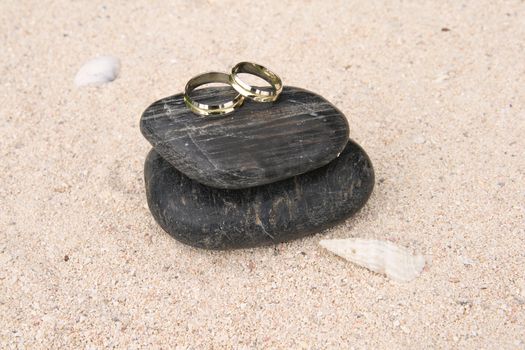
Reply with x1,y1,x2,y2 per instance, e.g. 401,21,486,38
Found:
184,62,283,116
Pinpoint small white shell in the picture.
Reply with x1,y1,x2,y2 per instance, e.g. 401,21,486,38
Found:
320,238,425,282
74,56,120,87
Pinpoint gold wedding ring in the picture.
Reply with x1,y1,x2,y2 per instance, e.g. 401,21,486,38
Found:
184,72,244,116
229,62,283,102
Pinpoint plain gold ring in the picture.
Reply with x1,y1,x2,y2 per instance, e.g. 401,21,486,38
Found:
229,62,283,102
184,72,244,116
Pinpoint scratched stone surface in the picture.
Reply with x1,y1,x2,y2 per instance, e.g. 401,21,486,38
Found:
140,86,349,189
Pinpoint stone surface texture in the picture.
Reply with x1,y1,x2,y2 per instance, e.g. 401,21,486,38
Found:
141,86,349,189
145,139,374,250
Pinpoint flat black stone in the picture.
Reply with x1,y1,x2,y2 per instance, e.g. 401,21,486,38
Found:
144,139,374,250
140,86,349,189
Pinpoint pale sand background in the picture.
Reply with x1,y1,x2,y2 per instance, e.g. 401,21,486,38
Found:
1,0,524,348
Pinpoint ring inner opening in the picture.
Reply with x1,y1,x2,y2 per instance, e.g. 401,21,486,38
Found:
236,73,275,93
189,82,239,106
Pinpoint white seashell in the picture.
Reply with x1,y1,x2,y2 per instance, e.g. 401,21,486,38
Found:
319,238,425,282
74,56,120,87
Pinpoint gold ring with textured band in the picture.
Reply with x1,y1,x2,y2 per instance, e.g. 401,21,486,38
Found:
184,72,244,116
229,62,283,102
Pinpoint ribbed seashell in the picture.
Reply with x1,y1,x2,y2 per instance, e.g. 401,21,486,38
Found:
319,238,425,282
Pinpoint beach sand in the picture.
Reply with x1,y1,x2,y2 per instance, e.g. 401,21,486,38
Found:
1,0,524,348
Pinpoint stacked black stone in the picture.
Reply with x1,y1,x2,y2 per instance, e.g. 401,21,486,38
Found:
140,86,374,249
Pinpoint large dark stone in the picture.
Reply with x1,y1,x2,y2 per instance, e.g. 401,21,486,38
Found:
144,139,374,250
140,86,349,189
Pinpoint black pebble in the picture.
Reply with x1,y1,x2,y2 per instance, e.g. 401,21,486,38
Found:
144,139,374,250
140,86,349,189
